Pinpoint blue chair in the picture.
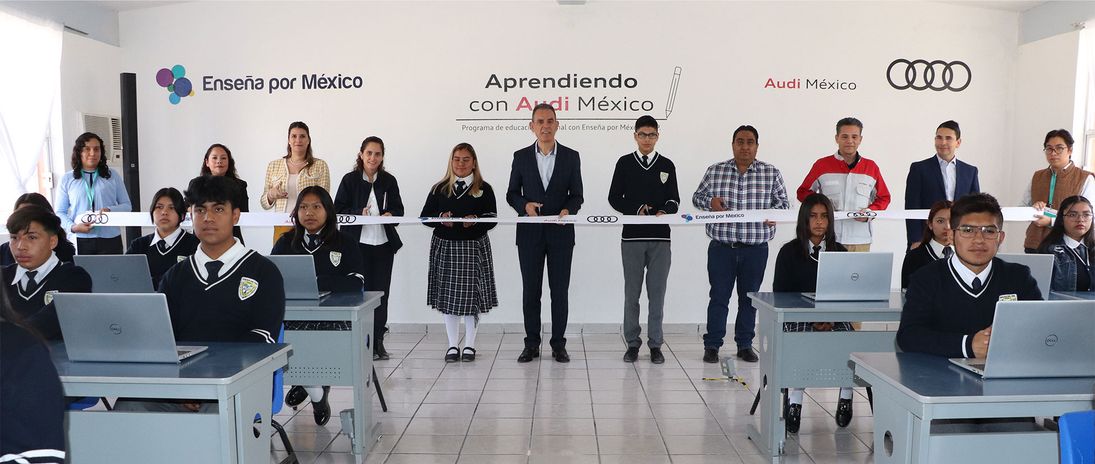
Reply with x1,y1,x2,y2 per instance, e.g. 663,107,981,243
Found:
269,326,297,464
1060,410,1095,464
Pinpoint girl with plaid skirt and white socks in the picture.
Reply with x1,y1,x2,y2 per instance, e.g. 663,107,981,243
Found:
420,143,499,362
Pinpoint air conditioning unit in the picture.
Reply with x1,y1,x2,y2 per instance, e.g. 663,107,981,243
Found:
81,113,123,166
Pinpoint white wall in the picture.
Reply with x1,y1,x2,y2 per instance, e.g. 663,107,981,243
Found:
114,1,1023,325
59,32,122,178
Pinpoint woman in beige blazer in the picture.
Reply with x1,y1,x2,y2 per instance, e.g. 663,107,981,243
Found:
261,121,331,241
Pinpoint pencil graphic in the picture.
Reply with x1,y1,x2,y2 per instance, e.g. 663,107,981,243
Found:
665,66,681,119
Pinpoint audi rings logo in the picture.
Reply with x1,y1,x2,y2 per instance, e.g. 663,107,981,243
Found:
585,215,620,224
846,211,878,219
336,214,358,224
886,59,971,92
81,212,109,224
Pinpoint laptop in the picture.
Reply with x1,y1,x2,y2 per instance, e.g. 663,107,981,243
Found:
997,253,1053,300
949,300,1095,378
802,252,893,301
73,255,155,293
266,255,331,300
54,293,207,363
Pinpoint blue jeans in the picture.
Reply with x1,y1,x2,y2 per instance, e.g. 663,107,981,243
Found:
703,240,769,350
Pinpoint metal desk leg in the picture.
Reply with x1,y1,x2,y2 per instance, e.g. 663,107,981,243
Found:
747,307,785,456
372,367,387,412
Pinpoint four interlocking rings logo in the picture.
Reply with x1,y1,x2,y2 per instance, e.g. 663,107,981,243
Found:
585,215,619,224
81,212,109,224
336,214,358,224
846,211,878,219
886,59,971,92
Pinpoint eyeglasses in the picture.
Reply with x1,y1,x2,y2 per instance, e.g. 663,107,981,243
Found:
1064,211,1094,220
1044,145,1069,155
954,225,1001,239
636,132,659,140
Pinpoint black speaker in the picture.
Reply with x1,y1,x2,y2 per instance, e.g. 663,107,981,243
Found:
120,73,140,245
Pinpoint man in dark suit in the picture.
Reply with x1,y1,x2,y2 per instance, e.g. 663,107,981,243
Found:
506,103,584,363
904,120,980,248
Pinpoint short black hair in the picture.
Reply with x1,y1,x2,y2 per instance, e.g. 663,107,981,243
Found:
13,193,53,212
1043,129,1074,148
937,120,961,140
732,125,759,143
836,117,863,134
950,193,1004,228
6,205,62,237
531,103,556,119
184,175,244,211
148,187,188,223
634,115,658,132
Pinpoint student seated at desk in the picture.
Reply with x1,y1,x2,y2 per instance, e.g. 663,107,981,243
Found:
126,187,199,287
0,284,66,464
773,193,854,433
272,186,365,425
1035,195,1093,292
901,200,953,289
2,206,92,340
898,193,1042,359
0,193,76,267
115,176,285,413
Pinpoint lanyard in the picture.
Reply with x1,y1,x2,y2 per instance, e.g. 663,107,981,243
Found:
83,171,97,209
1047,171,1058,207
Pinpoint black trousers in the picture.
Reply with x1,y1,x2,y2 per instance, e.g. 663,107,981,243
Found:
76,236,123,255
517,239,573,351
359,243,395,341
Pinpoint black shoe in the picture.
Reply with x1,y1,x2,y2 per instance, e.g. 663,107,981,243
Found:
737,347,759,363
835,398,853,427
552,348,570,363
703,348,719,363
373,333,390,361
311,386,331,426
517,347,539,363
785,403,802,433
285,385,307,409
461,347,476,362
445,347,459,363
623,347,639,363
650,348,665,364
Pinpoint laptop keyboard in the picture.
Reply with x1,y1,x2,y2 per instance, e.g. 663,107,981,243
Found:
284,320,352,331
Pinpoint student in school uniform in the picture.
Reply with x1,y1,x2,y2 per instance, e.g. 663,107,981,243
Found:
2,206,92,340
127,187,200,287
0,284,66,464
116,175,285,413
900,200,953,289
1035,195,1093,292
272,186,365,425
420,143,499,363
772,193,854,433
898,193,1042,359
1,193,76,267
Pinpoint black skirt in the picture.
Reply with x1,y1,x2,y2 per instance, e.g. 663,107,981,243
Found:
427,235,498,316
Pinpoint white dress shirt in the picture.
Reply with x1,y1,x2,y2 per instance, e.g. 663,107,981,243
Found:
937,155,957,201
193,239,248,281
534,142,557,188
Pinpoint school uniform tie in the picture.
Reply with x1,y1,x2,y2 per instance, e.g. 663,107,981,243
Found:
971,277,983,293
943,247,953,259
156,240,169,254
24,270,39,294
307,234,320,249
455,180,467,197
641,154,650,168
205,260,224,281
811,245,822,260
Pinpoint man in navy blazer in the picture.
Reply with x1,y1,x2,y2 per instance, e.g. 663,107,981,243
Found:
904,120,980,247
506,103,584,363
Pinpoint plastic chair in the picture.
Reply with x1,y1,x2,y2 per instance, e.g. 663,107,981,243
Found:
270,326,297,464
1059,410,1094,464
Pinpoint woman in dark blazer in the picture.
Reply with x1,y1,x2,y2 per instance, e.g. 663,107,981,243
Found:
334,136,403,360
198,143,249,243
1036,195,1094,292
900,200,953,289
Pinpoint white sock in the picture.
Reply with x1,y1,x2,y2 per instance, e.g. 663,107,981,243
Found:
444,314,460,347
304,386,324,401
463,316,478,349
788,388,804,405
839,387,854,400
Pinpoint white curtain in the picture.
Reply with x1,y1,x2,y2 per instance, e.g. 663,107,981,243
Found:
0,8,62,209
1075,21,1095,169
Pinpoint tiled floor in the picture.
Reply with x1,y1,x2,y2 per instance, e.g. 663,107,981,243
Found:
272,331,875,463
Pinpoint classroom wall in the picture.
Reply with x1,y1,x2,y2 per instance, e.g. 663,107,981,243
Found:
110,1,1029,324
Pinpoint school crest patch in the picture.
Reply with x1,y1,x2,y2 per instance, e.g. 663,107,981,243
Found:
44,290,58,305
239,277,259,301
330,251,342,267
660,172,669,184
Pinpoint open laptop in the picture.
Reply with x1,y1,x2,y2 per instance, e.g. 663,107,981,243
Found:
54,293,207,363
266,255,331,300
802,252,893,301
73,255,155,293
949,300,1095,378
996,253,1054,300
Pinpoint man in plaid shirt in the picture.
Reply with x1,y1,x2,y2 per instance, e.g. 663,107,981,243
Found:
692,125,790,364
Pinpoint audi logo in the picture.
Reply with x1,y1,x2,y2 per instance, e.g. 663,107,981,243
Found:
886,59,971,92
846,211,878,219
81,212,109,224
1045,334,1058,347
336,214,358,224
585,216,620,224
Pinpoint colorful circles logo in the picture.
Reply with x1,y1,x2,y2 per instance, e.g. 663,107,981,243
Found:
156,65,194,105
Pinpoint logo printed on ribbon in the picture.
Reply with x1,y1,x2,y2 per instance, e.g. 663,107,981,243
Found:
81,212,110,224
336,215,358,224
845,211,878,219
239,277,259,301
585,216,620,224
330,251,342,267
886,59,971,92
680,214,694,223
